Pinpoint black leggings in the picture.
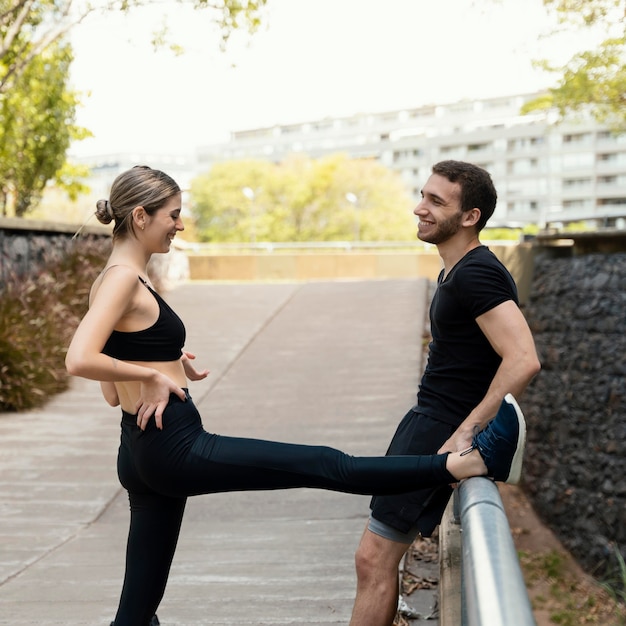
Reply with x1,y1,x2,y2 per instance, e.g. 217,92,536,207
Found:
113,391,454,626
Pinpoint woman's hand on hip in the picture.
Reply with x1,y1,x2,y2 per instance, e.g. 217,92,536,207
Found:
135,371,186,431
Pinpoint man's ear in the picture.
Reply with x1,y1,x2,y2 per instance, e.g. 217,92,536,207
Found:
463,207,481,227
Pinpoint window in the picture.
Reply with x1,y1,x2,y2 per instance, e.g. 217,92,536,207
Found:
468,143,490,152
598,152,626,165
507,137,544,150
508,200,540,213
563,177,592,188
562,153,594,168
440,145,464,158
563,132,592,144
508,158,540,175
597,175,617,184
598,197,626,206
563,199,593,209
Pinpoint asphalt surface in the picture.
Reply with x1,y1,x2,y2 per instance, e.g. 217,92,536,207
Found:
0,279,432,625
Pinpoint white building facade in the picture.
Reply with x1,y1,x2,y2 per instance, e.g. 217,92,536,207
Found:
74,153,194,201
197,92,626,228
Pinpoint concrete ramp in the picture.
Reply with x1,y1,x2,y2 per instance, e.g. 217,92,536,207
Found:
0,279,429,625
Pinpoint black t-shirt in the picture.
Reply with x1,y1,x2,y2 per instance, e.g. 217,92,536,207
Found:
415,245,519,426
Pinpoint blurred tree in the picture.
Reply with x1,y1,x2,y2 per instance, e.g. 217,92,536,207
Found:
190,154,416,243
0,0,268,95
0,0,268,216
0,41,89,216
523,0,626,128
190,159,275,242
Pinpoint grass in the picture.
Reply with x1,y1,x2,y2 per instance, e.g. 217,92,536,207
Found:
600,546,626,605
519,548,626,625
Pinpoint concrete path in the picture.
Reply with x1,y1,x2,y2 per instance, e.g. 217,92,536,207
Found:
0,279,431,625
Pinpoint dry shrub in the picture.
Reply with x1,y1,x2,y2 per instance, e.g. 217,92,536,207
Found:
0,236,110,411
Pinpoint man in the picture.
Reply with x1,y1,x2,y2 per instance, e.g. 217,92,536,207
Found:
349,160,541,626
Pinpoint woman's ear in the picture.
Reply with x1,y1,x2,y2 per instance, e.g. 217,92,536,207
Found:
131,206,146,231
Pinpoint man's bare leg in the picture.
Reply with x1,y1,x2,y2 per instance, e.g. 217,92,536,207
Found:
350,525,411,626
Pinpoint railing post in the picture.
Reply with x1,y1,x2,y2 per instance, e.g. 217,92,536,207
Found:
439,491,463,625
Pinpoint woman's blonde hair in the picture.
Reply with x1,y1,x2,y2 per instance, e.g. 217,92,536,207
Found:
95,165,181,240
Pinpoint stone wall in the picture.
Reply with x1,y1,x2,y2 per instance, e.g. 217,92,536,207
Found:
0,225,82,286
0,218,188,291
522,250,626,580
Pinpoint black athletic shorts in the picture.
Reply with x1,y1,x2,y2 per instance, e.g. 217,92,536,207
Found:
370,408,456,537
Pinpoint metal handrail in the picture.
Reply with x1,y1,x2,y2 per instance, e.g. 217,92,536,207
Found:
455,477,536,626
181,240,518,253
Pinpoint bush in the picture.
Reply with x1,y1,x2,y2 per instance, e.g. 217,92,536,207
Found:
0,236,110,411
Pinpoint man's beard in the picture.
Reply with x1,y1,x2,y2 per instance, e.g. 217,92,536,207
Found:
418,211,464,245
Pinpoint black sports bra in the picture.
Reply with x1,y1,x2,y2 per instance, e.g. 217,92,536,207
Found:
101,277,186,362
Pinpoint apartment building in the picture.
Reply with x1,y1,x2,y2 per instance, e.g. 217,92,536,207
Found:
197,93,626,228
75,153,194,200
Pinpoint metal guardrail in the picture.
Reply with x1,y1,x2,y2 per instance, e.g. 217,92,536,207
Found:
181,239,519,253
181,240,436,252
440,477,536,626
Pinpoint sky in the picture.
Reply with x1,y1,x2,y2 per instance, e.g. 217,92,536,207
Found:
67,0,589,158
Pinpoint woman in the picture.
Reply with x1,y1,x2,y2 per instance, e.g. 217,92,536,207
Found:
65,165,526,626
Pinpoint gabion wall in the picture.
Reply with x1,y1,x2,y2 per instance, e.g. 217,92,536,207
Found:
0,229,78,286
0,224,187,292
522,251,626,580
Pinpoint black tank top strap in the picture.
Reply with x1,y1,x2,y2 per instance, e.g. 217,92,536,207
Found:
101,271,186,362
101,265,151,286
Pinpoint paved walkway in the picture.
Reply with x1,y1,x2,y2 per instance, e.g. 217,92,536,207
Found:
0,279,431,625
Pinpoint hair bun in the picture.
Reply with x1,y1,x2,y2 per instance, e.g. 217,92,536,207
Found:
95,199,114,224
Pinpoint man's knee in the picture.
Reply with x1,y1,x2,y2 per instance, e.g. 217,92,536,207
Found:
354,529,407,581
354,536,379,579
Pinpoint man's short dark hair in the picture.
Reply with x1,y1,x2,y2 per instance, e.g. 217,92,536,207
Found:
432,160,497,231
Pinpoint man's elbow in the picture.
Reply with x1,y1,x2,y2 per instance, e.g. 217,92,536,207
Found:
508,351,541,389
525,353,542,382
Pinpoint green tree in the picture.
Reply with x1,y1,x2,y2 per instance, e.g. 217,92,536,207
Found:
0,0,268,216
0,0,268,95
190,159,275,243
523,0,626,128
0,41,87,216
190,154,416,243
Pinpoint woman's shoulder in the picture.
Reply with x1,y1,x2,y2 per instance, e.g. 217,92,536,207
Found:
100,264,143,281
89,264,141,305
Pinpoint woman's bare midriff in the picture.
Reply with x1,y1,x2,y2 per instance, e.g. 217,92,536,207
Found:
115,360,187,414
